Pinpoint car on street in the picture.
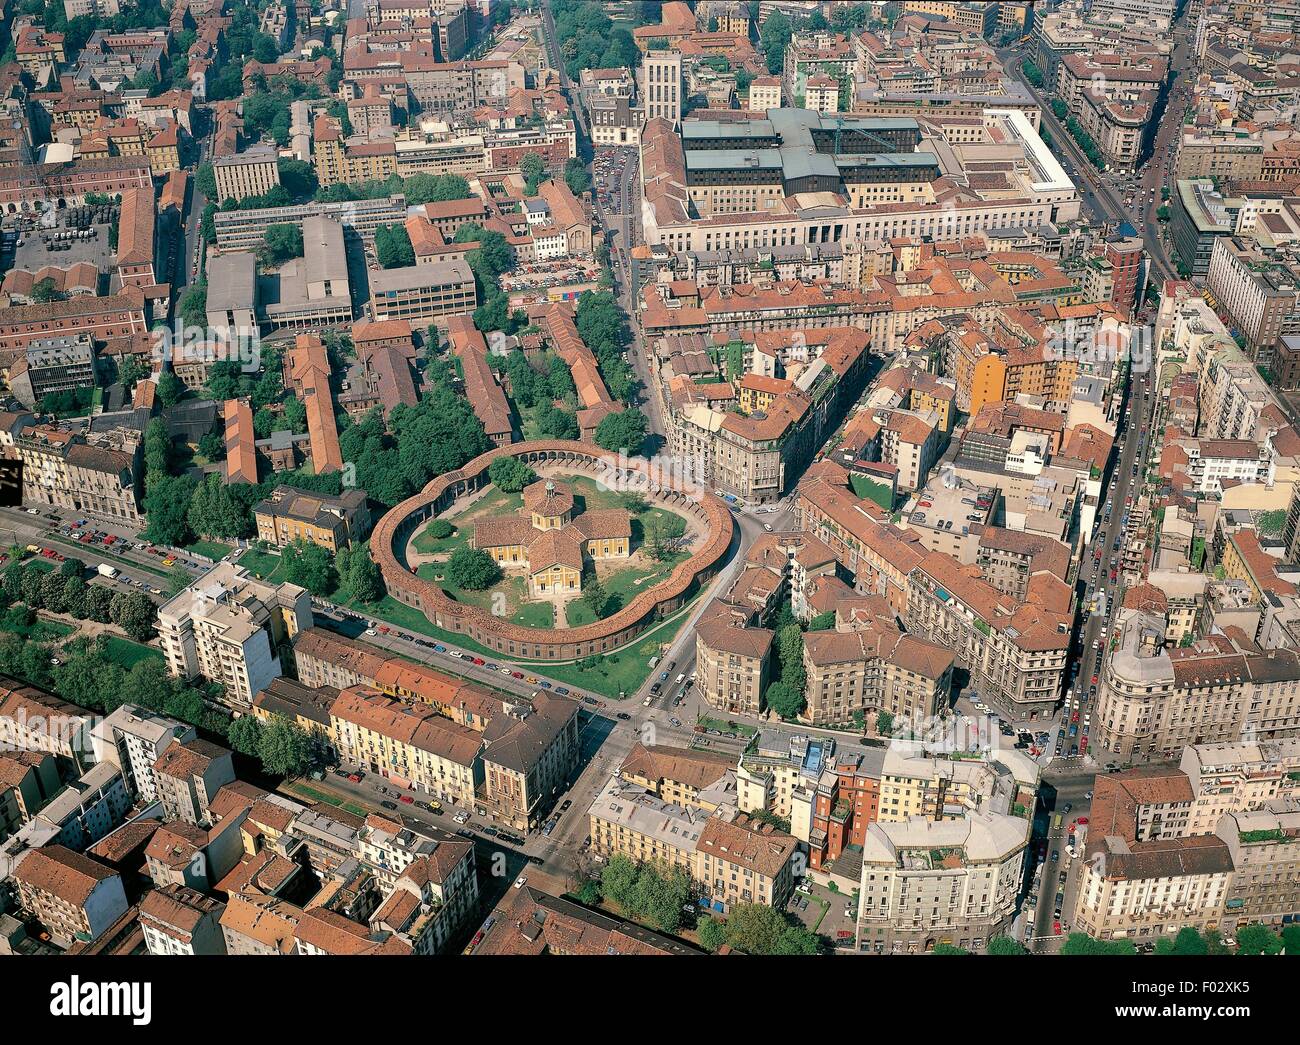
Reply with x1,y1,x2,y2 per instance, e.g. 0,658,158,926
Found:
514,875,527,889
380,800,398,810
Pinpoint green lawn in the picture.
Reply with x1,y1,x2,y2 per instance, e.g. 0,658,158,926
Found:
182,539,234,561
413,487,523,555
850,473,894,510
101,635,164,669
411,522,470,557
415,568,554,629
238,548,284,583
1,612,73,641
535,595,703,698
284,782,369,819
341,590,702,699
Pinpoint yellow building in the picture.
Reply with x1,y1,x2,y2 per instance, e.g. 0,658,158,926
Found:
328,686,483,808
253,486,371,553
312,114,397,188
471,479,630,599
146,121,181,176
619,742,737,812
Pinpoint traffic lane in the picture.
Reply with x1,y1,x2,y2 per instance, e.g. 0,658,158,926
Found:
0,514,180,599
0,505,211,579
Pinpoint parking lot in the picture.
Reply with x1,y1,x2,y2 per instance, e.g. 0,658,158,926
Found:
10,206,118,278
787,880,857,949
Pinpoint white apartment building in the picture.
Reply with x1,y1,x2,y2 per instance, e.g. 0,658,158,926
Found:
157,562,313,707
855,812,1029,954
91,704,196,803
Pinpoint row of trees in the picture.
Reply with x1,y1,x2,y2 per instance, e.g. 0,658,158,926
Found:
1,557,157,642
315,172,473,207
574,290,637,403
762,602,807,719
697,904,822,955
589,854,692,935
228,714,329,779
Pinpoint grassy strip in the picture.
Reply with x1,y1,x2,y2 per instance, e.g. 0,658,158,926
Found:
102,635,164,669
283,781,370,819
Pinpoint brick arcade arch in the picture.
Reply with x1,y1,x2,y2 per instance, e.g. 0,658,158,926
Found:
370,440,734,660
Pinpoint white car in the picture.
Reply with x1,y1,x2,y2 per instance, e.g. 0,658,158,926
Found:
365,628,376,636
514,875,528,889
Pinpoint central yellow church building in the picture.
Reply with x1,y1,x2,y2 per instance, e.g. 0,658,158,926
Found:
472,479,631,597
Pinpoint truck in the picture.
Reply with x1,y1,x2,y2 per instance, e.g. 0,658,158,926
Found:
97,563,118,579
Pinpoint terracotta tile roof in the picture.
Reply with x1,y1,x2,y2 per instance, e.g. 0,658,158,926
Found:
14,845,119,905
448,315,513,441
695,813,797,878
619,743,735,793
115,186,155,268
295,907,413,954
223,398,258,484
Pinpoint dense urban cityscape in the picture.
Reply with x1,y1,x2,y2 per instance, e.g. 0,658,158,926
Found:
0,0,1292,989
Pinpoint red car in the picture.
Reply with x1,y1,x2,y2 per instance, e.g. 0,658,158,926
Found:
1071,710,1080,723
511,671,524,679
1077,816,1089,825
378,625,390,634
1090,674,1098,685
1053,920,1062,934
399,795,414,804
472,657,485,666
347,773,362,783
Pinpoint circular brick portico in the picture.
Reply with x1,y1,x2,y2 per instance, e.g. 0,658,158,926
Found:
370,440,734,660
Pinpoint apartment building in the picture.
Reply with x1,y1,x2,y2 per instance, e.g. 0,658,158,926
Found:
1216,805,1300,932
1180,739,1300,835
213,144,281,202
357,814,479,954
0,678,97,765
90,704,196,803
801,620,953,728
479,691,582,833
154,738,237,826
140,885,228,955
157,562,313,707
11,845,129,948
12,424,141,523
1206,237,1300,377
0,751,60,842
1096,611,1300,762
588,773,799,914
905,551,1072,719
975,527,1072,600
855,812,1029,954
695,605,773,716
1074,833,1234,941
328,686,483,808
